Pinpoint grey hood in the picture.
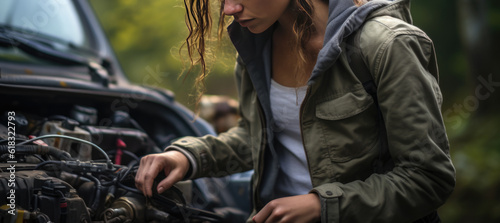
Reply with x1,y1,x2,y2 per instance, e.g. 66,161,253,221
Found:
310,0,397,84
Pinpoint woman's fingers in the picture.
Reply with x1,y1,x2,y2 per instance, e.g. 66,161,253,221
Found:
253,200,276,223
156,167,184,193
253,194,321,223
136,155,164,197
135,151,190,197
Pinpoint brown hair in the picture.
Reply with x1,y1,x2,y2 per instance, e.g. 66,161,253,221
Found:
182,0,224,113
181,0,364,111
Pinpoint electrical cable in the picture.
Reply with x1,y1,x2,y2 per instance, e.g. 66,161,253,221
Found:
107,149,140,162
86,174,103,212
117,182,142,194
18,134,112,169
127,159,139,168
35,160,62,170
32,154,45,162
119,165,138,182
0,138,28,144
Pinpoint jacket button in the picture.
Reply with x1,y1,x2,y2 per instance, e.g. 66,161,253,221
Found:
326,191,333,196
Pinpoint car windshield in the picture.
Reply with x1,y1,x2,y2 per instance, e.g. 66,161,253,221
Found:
0,0,96,65
0,0,92,49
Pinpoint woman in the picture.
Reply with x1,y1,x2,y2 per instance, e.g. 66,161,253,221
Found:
135,0,456,222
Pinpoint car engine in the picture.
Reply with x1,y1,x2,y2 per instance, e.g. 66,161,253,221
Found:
0,103,223,223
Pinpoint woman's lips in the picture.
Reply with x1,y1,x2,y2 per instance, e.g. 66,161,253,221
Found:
236,18,254,27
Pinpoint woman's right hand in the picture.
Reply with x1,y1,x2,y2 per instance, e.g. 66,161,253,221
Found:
135,150,190,197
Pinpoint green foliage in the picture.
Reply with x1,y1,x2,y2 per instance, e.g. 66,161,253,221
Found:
89,0,237,107
412,1,500,222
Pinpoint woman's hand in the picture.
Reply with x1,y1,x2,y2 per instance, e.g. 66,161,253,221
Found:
135,150,190,197
253,193,321,223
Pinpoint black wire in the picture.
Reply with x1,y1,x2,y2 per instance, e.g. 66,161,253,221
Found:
114,165,141,194
32,154,45,162
119,165,139,182
117,182,142,194
121,150,141,162
100,181,116,187
86,174,103,212
35,160,62,170
127,159,139,168
107,149,141,162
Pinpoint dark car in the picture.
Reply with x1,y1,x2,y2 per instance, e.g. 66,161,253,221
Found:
0,0,250,222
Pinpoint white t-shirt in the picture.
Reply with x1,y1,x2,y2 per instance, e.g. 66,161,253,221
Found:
270,79,313,197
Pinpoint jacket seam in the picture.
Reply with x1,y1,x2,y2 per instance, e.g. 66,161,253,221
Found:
366,20,432,80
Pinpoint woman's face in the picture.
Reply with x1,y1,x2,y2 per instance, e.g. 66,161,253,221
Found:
223,0,292,34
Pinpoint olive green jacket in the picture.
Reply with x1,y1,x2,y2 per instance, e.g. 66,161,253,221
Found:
169,0,455,222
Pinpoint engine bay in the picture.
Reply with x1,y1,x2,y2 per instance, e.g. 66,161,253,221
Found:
0,87,224,223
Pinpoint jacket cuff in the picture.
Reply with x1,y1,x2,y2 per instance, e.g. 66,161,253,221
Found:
164,145,197,180
310,184,343,223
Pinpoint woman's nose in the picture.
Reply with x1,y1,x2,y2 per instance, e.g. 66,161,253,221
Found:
223,0,243,16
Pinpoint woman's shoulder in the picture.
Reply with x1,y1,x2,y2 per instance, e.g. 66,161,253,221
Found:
357,15,433,52
351,15,437,81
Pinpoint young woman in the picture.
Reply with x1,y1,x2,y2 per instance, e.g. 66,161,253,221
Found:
135,0,456,222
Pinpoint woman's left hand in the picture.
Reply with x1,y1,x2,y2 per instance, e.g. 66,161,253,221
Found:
253,193,321,223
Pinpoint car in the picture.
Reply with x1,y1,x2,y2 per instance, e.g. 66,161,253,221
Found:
0,0,250,222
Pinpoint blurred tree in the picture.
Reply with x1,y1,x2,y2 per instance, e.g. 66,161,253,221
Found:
458,0,498,115
413,1,500,222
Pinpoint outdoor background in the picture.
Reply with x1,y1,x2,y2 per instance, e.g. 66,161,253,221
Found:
88,0,500,222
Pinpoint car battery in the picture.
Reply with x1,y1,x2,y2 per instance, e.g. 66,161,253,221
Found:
39,120,92,161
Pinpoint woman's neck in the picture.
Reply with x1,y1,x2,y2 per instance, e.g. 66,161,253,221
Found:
276,0,329,44
271,0,329,87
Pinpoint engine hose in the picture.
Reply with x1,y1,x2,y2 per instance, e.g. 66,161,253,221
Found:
147,208,171,222
35,161,62,170
86,174,103,212
0,145,73,160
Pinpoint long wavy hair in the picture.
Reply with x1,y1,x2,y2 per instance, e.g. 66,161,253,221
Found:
182,0,369,111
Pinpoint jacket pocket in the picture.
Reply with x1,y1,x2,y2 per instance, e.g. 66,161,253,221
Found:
315,88,378,163
316,88,374,120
